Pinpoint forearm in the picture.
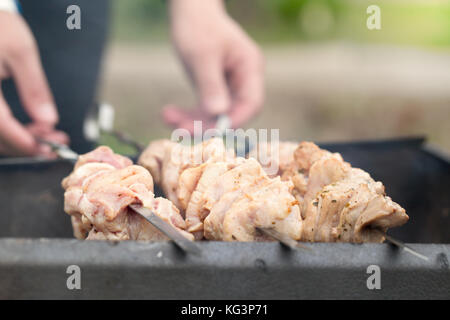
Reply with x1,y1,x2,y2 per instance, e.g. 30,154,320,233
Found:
169,0,226,23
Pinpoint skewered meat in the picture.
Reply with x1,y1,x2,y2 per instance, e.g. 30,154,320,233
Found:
177,158,246,212
64,139,408,244
301,169,407,242
139,138,407,243
248,141,298,177
281,142,347,207
282,142,408,242
137,139,175,185
182,161,242,239
63,146,193,241
184,158,302,241
138,138,234,212
73,145,133,170
140,139,303,241
204,174,302,241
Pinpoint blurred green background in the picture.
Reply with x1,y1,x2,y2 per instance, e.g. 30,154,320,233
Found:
100,0,450,153
111,0,450,47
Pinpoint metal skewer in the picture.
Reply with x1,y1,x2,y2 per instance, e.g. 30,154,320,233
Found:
256,227,312,251
129,204,201,255
374,229,429,261
37,138,201,255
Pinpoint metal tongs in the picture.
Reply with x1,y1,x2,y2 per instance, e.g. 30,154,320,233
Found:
37,138,201,256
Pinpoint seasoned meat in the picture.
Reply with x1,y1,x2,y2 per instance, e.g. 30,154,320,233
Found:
185,158,303,241
282,142,409,242
74,145,132,170
63,147,193,241
281,141,346,206
183,160,244,239
248,141,298,177
204,176,302,241
137,139,175,185
64,141,409,244
139,138,234,212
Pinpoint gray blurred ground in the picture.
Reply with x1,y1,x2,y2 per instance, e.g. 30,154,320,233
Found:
99,43,450,151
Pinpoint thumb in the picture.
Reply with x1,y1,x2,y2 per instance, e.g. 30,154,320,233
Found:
7,36,58,125
191,58,230,116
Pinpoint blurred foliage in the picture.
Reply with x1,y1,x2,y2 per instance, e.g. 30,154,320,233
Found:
111,0,168,42
110,0,450,47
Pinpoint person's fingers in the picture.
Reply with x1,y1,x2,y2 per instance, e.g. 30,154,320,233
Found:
26,123,70,158
35,144,53,157
163,104,213,125
162,104,216,134
190,57,230,116
0,92,39,156
177,118,216,134
0,134,52,157
228,69,264,128
162,104,188,127
228,46,264,128
6,27,58,126
27,123,69,145
40,130,69,146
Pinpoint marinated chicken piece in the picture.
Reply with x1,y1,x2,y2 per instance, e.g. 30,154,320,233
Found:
183,158,303,241
283,141,408,243
163,138,234,209
138,139,176,185
177,164,205,212
249,141,298,177
74,145,132,170
202,158,266,211
204,176,302,241
139,138,234,211
63,147,193,241
183,160,244,239
63,146,135,193
282,141,348,206
301,168,408,242
62,163,117,190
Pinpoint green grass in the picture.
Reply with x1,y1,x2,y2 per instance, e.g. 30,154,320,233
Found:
98,133,141,156
109,0,450,49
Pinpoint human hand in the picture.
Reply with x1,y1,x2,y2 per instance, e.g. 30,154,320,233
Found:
163,0,264,133
0,11,68,156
